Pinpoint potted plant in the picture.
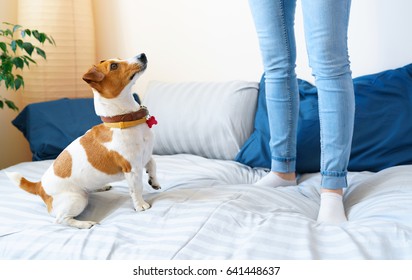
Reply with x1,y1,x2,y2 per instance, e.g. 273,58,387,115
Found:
0,22,55,111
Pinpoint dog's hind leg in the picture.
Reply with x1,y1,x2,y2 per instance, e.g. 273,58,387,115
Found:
53,192,97,229
145,157,161,190
58,216,97,229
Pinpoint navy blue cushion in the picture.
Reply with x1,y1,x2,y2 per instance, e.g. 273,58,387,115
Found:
235,64,412,173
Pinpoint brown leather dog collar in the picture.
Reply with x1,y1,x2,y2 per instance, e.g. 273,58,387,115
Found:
100,107,148,123
100,107,150,129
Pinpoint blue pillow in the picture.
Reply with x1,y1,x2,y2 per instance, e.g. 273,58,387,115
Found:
235,64,412,173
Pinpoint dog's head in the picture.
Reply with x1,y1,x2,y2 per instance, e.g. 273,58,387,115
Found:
82,53,147,99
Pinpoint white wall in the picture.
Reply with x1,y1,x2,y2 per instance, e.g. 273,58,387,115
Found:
348,0,412,77
1,0,412,168
93,0,263,95
93,0,412,95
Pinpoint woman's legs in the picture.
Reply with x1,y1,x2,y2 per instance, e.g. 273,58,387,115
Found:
248,0,299,186
249,0,354,224
301,0,355,223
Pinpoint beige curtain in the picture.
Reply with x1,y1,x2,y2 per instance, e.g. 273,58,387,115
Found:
17,0,96,105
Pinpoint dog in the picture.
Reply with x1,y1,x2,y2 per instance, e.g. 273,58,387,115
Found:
6,53,160,229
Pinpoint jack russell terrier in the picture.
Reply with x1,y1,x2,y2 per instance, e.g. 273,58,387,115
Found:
7,53,160,229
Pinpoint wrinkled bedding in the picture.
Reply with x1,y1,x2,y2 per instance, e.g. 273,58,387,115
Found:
0,154,411,259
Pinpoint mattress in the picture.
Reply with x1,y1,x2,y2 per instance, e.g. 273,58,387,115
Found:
0,154,411,259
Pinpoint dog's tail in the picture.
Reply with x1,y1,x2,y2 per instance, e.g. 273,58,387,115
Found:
6,172,53,212
6,172,37,195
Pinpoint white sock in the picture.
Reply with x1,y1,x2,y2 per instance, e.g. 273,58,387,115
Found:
254,172,296,187
317,192,347,224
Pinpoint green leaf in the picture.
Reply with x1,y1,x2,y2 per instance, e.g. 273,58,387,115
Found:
32,30,40,41
0,100,3,109
12,57,24,69
22,42,34,56
47,35,56,46
0,42,6,53
24,29,31,36
21,57,29,67
10,40,17,52
23,55,37,64
4,73,14,89
38,33,46,43
5,99,19,111
15,39,23,49
14,75,23,90
2,60,13,73
36,47,46,59
3,28,13,37
12,24,22,33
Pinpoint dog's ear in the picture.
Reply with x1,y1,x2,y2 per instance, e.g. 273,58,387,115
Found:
82,66,105,84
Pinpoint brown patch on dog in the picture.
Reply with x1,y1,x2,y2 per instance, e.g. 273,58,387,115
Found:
53,150,72,178
82,59,143,99
19,178,53,213
80,124,132,175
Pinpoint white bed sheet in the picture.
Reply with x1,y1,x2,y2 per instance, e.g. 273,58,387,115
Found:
0,154,411,259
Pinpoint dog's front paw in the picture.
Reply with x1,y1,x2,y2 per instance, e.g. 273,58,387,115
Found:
135,201,151,212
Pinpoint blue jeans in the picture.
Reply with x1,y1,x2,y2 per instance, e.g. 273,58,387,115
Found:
249,0,355,190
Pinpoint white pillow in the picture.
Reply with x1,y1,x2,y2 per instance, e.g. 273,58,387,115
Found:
142,80,258,160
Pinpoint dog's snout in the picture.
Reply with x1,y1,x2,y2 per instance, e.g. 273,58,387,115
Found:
137,53,147,64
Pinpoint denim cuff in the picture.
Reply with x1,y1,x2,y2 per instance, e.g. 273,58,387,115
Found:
271,157,296,173
321,171,348,189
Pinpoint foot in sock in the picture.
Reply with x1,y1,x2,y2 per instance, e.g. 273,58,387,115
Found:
254,172,296,187
317,192,347,224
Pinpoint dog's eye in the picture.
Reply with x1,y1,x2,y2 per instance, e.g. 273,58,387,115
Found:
110,63,118,71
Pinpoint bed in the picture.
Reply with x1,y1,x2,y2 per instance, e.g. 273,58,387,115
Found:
1,64,412,260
